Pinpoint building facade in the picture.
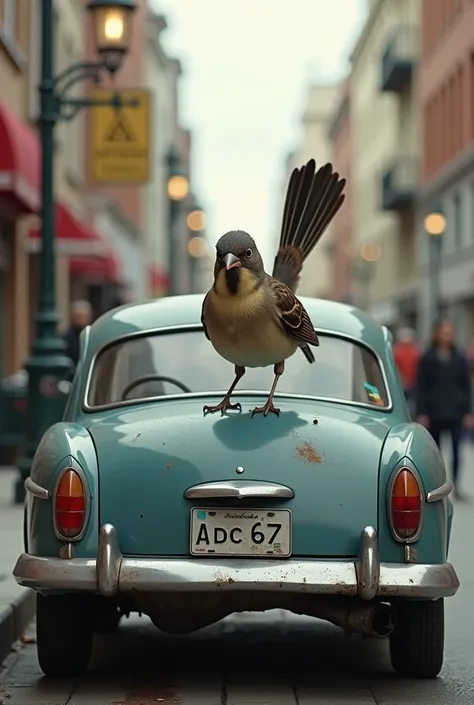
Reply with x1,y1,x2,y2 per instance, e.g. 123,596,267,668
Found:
0,0,38,377
143,11,175,298
286,85,339,298
328,78,353,303
349,0,421,328
418,0,474,345
83,0,148,309
144,9,202,298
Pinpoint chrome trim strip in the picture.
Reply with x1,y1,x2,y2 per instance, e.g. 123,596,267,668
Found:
356,526,380,600
13,555,460,600
97,524,122,596
404,545,418,564
81,324,393,413
386,465,425,545
52,465,91,543
427,480,453,503
184,480,294,500
24,477,49,501
12,522,460,599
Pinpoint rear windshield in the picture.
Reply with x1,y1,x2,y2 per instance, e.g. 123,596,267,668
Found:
86,330,389,410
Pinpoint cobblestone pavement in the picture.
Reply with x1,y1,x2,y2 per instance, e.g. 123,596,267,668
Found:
1,444,473,704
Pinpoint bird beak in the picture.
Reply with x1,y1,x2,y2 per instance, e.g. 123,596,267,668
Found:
224,253,241,270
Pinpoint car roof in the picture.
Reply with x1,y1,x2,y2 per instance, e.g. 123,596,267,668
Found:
86,294,391,357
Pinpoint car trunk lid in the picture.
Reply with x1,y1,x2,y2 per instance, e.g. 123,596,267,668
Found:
88,396,391,558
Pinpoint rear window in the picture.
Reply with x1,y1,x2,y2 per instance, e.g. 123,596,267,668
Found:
86,330,390,410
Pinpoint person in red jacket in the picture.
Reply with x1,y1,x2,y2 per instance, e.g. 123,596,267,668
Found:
393,327,420,415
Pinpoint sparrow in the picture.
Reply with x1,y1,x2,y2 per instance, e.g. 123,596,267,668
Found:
201,158,346,418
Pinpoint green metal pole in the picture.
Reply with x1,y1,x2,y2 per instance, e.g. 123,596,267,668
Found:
166,148,181,296
14,0,71,503
429,235,441,328
168,200,179,296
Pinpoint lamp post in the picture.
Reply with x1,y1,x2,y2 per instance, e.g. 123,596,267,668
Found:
353,242,382,312
166,147,189,296
424,207,446,329
14,0,136,504
186,201,206,293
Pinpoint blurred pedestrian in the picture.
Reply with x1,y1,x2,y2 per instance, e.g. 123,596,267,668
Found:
393,326,420,416
465,337,474,441
415,319,473,500
63,300,93,371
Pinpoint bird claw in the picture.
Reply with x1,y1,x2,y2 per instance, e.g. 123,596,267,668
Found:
251,400,280,418
203,399,242,416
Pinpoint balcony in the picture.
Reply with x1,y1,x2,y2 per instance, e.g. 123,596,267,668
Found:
381,27,417,92
380,156,418,212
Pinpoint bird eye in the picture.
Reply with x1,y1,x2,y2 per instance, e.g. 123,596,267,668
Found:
245,248,253,258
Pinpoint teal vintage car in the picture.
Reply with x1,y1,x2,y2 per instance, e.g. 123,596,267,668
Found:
14,294,459,679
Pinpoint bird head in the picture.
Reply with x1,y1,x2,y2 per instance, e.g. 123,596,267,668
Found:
213,230,265,296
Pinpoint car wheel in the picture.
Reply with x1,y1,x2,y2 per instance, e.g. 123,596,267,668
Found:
389,598,444,678
36,593,94,677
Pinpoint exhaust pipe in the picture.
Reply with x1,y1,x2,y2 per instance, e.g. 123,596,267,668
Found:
307,600,397,638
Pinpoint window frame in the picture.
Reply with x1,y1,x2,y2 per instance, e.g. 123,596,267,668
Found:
0,0,26,69
3,0,15,39
82,324,394,414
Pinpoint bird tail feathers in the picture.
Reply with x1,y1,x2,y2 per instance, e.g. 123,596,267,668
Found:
272,159,346,290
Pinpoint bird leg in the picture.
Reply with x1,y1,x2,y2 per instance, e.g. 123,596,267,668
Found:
203,366,245,416
251,362,284,418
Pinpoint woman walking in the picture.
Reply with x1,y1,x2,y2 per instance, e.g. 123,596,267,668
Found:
415,319,473,500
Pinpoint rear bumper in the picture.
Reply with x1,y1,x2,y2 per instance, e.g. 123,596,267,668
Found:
13,524,460,601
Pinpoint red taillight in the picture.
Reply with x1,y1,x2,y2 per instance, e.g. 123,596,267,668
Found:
390,468,422,541
54,469,86,539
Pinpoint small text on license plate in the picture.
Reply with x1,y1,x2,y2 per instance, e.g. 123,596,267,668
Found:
190,508,291,557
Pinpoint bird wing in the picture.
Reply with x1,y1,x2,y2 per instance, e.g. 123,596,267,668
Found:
268,277,319,347
201,292,210,340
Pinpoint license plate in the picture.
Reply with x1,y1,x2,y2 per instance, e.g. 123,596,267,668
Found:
190,508,292,557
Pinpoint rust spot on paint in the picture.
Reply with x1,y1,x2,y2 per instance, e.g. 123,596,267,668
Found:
214,574,236,587
295,441,322,464
164,463,172,472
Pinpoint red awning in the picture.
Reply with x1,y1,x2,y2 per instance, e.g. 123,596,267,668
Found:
147,263,169,294
28,203,122,284
0,102,41,213
69,250,121,283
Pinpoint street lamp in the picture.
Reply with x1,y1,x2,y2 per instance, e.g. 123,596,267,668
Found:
187,208,206,233
186,200,206,293
425,205,446,328
88,0,136,74
14,0,137,503
166,147,189,295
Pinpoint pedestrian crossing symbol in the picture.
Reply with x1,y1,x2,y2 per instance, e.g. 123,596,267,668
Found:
90,89,151,184
103,113,136,143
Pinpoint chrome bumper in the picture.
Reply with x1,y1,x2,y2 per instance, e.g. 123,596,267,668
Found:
13,524,460,600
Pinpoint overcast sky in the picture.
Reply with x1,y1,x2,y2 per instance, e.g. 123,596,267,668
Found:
151,0,367,267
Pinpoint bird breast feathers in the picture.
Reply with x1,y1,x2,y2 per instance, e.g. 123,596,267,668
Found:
212,269,265,318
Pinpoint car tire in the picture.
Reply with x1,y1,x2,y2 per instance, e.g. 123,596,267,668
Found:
36,593,94,677
389,598,444,678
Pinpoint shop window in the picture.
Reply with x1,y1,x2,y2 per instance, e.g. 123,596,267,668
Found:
3,0,16,41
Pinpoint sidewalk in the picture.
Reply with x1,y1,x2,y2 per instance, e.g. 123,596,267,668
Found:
0,468,35,664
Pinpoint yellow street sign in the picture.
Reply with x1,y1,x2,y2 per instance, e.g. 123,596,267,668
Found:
89,89,151,184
